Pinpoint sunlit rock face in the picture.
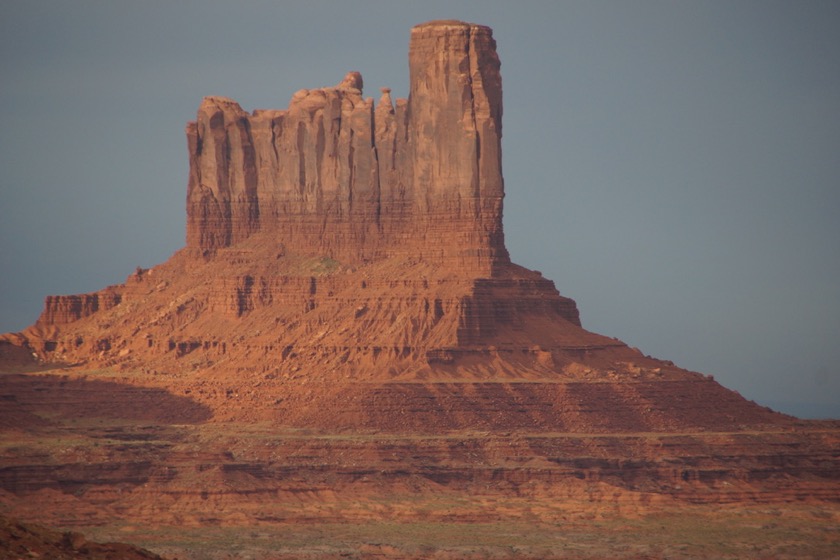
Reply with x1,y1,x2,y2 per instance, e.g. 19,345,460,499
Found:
3,25,838,543
15,20,580,376
185,21,509,275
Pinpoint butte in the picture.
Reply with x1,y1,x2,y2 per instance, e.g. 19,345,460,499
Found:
1,20,838,557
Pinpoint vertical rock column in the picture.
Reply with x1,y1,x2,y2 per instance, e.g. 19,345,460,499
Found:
375,87,412,239
407,20,509,273
186,97,259,252
260,72,381,259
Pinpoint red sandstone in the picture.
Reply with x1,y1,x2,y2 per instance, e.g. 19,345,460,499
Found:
0,20,837,559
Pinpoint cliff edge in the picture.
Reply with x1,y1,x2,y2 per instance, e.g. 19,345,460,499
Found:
185,21,508,274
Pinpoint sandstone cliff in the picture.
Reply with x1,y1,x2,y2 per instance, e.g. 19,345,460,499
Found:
9,20,582,377
1,21,838,558
0,21,806,426
186,21,508,274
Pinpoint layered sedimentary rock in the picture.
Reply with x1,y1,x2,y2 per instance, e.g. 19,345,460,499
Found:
408,21,506,267
37,290,121,326
185,21,508,274
1,23,838,554
0,20,813,431
12,21,573,370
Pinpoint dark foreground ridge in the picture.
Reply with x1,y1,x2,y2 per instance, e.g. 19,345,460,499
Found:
0,514,164,560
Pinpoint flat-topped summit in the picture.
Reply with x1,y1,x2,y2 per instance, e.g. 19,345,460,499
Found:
412,19,491,29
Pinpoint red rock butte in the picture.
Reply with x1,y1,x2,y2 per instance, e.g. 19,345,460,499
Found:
186,20,507,274
10,20,592,386
0,21,838,553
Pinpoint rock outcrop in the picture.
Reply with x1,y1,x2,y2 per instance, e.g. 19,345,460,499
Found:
185,21,508,274
1,21,838,557
38,290,122,326
10,20,578,373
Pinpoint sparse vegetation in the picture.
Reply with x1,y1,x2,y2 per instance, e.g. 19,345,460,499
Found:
76,510,840,559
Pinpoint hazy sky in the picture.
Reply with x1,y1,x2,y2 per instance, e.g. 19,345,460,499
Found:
2,1,838,418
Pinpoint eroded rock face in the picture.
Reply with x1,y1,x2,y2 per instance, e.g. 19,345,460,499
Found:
186,20,508,274
1,22,839,556
38,291,121,326
408,22,506,268
4,20,579,378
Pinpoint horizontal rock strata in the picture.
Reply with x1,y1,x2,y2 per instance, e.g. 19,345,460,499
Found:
1,22,838,550
1,371,837,529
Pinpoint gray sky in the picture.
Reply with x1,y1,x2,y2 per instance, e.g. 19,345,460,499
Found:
1,1,838,418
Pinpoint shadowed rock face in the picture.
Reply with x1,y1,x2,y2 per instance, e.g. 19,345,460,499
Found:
185,20,509,275
0,515,164,560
